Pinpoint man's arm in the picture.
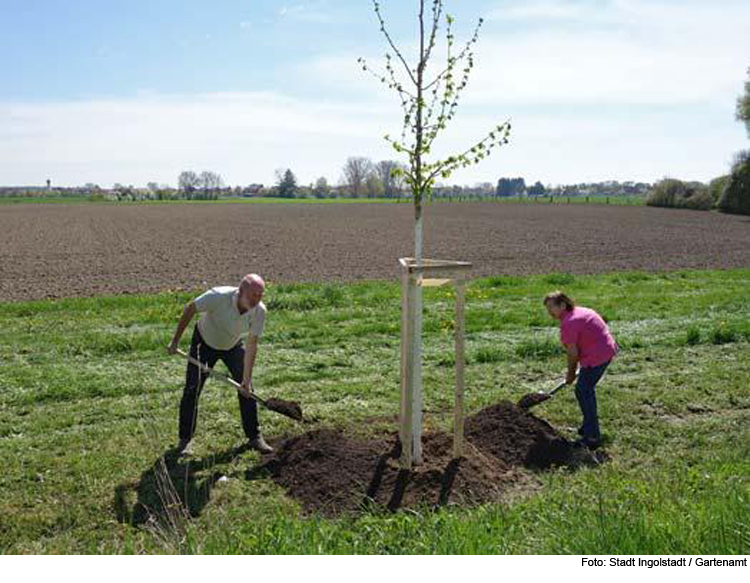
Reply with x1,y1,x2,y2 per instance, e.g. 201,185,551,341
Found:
168,302,197,354
240,334,260,396
563,343,579,384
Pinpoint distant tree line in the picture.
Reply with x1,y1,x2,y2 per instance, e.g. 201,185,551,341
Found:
648,66,750,215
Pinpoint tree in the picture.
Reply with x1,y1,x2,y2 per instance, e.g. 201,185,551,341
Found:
360,0,511,465
496,177,525,197
737,67,750,139
376,160,407,197
276,168,298,198
178,171,200,199
313,177,331,198
718,151,750,215
197,171,223,200
528,181,546,196
341,156,373,197
365,173,385,198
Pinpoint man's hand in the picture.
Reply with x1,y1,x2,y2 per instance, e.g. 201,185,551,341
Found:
566,371,577,385
239,379,254,399
167,342,178,355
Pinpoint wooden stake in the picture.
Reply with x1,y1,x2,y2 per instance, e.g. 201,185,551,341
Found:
400,268,413,469
453,280,466,459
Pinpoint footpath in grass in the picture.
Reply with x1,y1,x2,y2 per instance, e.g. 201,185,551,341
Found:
0,269,748,553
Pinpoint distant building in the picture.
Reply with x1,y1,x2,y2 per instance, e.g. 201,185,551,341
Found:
242,184,264,197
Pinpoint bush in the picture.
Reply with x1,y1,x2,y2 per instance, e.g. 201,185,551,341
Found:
647,179,712,210
647,179,685,208
718,150,750,216
708,175,730,204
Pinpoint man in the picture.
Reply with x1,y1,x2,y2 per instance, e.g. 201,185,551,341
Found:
544,291,618,449
168,273,273,455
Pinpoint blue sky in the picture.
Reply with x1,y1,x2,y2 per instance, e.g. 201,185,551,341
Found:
1,0,749,187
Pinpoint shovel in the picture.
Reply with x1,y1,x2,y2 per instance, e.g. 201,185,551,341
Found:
517,378,573,410
175,348,303,422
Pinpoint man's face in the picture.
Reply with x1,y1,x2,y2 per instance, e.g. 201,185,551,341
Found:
239,283,264,309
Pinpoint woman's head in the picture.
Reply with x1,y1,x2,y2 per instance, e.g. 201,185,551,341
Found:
544,291,575,320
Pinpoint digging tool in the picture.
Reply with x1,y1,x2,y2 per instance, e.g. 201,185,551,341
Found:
517,379,572,410
175,348,303,421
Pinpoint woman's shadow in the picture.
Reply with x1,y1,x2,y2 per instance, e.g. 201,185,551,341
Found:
114,443,249,528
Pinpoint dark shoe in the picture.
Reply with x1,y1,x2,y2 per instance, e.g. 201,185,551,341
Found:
248,434,274,454
573,437,601,450
177,439,194,456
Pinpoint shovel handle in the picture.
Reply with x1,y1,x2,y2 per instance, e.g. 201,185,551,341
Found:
548,374,577,397
547,381,568,396
175,348,265,405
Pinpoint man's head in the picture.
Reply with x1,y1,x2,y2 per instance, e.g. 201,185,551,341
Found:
238,273,265,310
543,291,575,320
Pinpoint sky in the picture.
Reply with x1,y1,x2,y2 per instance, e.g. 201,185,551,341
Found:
1,0,749,188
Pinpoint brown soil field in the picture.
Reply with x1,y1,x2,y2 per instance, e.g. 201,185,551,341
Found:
1,202,749,302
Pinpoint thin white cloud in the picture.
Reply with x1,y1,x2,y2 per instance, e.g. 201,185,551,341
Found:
278,2,335,24
0,92,397,188
1,87,744,189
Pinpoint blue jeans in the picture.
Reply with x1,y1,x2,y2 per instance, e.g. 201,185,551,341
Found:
575,360,611,442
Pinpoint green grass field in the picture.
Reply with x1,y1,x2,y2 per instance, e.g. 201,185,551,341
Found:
1,269,748,553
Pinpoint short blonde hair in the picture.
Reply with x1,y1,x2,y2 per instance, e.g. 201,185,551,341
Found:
543,291,575,311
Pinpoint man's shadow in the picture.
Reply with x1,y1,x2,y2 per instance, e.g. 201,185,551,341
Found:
114,443,249,528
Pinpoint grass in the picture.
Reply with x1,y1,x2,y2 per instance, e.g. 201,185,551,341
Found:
0,269,748,553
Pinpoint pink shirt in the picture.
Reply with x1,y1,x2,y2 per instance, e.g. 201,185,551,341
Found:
560,307,618,368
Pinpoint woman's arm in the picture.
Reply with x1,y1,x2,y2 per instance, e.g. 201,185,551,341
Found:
563,343,579,384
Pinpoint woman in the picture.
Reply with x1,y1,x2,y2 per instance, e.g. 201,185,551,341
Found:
544,291,618,449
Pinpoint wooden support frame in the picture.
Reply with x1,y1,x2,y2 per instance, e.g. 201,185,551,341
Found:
398,257,472,469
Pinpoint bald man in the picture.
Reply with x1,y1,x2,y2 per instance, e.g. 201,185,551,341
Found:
168,274,272,454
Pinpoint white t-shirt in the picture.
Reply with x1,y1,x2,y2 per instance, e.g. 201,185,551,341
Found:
193,286,266,350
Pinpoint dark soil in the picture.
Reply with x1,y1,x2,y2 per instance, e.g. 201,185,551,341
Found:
3,202,750,301
264,398,303,421
252,400,593,515
464,401,574,469
517,392,551,410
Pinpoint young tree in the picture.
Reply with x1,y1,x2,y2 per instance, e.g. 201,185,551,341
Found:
360,0,511,463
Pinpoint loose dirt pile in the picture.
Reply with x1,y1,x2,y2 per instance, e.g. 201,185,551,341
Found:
252,400,592,515
465,401,573,469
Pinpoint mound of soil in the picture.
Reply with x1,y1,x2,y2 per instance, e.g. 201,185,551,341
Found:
253,428,517,516
252,400,587,515
465,401,573,469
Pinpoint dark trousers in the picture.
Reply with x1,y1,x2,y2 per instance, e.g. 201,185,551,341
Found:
574,360,610,441
179,326,259,441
